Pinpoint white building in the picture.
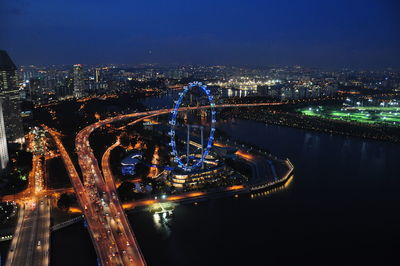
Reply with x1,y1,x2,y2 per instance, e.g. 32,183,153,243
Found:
0,100,9,170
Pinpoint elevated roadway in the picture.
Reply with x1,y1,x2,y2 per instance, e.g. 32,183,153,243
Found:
46,126,124,265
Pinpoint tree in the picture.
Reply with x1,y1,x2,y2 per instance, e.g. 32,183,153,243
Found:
57,193,76,211
117,181,145,201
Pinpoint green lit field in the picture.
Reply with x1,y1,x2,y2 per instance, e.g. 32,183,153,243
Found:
299,106,400,127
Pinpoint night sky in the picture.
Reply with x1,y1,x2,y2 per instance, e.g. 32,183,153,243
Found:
1,0,399,68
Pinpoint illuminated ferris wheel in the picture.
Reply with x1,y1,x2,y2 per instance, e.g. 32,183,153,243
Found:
168,82,216,172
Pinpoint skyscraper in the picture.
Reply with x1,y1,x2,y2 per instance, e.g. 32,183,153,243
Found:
73,64,85,98
94,67,101,91
0,101,9,170
95,68,101,83
0,50,24,143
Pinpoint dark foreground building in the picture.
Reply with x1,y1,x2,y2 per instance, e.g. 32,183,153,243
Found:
0,50,24,143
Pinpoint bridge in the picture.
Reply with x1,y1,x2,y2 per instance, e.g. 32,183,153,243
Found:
51,215,84,232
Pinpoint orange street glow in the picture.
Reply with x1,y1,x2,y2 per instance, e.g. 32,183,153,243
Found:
226,185,245,191
213,142,228,147
235,150,255,160
69,207,82,213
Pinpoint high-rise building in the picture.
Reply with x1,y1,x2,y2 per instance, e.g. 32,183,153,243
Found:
0,101,9,170
0,50,25,143
95,68,101,83
73,64,85,98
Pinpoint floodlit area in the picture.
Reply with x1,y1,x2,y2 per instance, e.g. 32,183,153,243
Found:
300,106,400,127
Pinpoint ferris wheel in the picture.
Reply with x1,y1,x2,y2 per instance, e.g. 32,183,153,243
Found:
168,82,217,172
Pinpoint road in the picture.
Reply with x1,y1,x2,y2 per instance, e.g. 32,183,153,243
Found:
76,127,148,265
6,197,50,266
41,102,287,265
0,130,72,204
2,187,74,203
46,126,124,266
5,133,51,266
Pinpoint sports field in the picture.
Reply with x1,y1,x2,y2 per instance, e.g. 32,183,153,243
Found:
299,106,400,126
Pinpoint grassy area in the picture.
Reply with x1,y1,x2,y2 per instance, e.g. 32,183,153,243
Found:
299,106,400,126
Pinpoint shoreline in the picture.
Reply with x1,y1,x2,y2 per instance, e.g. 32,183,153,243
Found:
225,113,400,144
51,158,294,229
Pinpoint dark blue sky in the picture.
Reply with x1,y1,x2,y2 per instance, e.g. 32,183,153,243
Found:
1,0,399,68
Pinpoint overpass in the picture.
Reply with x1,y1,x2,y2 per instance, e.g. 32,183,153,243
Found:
46,127,124,265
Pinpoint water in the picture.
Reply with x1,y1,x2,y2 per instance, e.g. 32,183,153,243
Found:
50,221,97,266
142,92,177,110
0,240,11,265
129,119,400,266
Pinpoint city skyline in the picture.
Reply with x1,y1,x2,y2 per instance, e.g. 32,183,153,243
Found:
0,1,399,265
1,0,399,69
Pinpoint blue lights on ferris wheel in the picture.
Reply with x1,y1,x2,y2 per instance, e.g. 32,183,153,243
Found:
169,82,216,172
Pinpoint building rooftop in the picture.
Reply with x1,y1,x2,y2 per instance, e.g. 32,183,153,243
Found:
121,157,140,166
0,51,16,71
121,151,143,166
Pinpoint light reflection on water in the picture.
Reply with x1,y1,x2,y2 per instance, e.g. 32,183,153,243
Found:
251,175,295,199
149,202,176,237
152,212,172,237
